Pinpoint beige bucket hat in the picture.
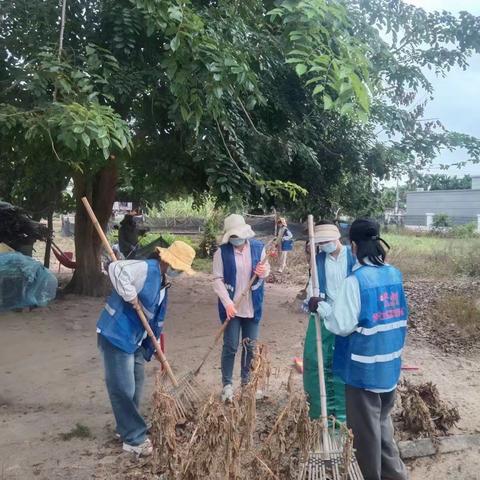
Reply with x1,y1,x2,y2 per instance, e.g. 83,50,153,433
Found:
155,241,196,275
314,224,341,243
221,214,255,245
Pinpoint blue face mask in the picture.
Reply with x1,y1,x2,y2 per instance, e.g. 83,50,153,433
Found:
167,266,182,278
230,238,246,247
321,242,337,254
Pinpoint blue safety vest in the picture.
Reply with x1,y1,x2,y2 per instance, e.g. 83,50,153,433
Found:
333,264,408,391
316,245,355,299
218,239,265,323
281,228,294,251
97,260,168,361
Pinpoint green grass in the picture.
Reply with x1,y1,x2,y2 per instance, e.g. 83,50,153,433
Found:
384,233,480,278
193,257,213,273
59,423,92,441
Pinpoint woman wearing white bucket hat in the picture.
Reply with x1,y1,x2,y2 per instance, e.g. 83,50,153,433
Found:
303,220,355,424
213,214,270,402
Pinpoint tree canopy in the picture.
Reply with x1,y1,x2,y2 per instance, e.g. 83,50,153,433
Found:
1,0,480,293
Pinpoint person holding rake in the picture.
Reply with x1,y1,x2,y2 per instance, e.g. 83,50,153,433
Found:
96,241,195,456
213,214,271,402
318,219,408,480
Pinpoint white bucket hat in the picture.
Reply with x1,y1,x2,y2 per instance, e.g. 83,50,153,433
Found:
221,214,255,244
314,224,341,243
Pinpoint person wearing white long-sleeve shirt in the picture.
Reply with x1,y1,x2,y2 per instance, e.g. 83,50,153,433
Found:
213,214,270,402
304,221,355,422
316,219,408,480
96,241,195,457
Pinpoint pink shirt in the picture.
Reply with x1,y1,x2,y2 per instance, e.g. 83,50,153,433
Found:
212,241,270,318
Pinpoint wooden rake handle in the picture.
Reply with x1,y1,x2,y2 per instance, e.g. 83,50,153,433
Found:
194,241,274,376
81,197,179,388
307,214,329,435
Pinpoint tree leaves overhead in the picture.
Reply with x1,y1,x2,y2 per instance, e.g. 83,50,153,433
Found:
1,0,480,220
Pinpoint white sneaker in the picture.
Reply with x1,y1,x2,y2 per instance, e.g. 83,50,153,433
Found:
256,389,267,400
221,384,234,403
123,438,153,456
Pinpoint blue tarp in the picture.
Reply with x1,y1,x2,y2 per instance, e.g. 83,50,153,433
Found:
0,252,57,312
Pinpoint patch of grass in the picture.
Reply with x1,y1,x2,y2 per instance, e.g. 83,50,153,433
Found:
59,423,92,441
384,233,480,279
433,293,480,340
193,257,213,273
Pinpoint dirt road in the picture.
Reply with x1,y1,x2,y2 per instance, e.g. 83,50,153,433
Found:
1,273,480,479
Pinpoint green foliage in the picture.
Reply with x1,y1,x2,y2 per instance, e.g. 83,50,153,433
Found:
409,174,472,191
450,222,478,239
432,213,451,228
269,0,371,116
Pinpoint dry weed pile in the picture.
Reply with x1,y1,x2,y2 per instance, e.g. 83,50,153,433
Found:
396,379,460,439
150,344,358,480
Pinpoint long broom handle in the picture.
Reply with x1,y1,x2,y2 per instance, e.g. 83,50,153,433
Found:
193,242,273,376
81,197,179,388
307,215,329,436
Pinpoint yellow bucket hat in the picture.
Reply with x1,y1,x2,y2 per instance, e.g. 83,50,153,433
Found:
155,241,196,275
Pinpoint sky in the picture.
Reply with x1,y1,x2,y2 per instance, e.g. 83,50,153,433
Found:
400,0,480,178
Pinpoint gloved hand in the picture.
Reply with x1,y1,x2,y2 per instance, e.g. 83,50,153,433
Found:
254,263,267,278
130,297,140,310
317,301,332,319
308,296,320,313
226,303,237,320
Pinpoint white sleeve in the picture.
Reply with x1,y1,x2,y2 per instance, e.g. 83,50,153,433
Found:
260,247,271,277
323,275,361,336
283,229,293,240
108,260,148,302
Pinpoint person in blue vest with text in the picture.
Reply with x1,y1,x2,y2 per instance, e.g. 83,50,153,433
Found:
213,214,270,402
304,221,355,422
275,217,293,273
97,241,195,457
320,219,408,480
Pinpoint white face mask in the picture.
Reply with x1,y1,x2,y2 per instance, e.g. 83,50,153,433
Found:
321,242,337,254
230,238,246,247
167,266,182,278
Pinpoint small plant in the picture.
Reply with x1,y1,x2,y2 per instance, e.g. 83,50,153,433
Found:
59,423,92,441
432,213,450,228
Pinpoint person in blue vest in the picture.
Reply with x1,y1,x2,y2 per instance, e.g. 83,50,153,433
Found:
304,221,355,422
320,219,408,480
213,214,270,402
97,241,196,457
275,217,293,273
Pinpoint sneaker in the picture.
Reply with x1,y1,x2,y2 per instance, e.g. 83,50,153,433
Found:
256,389,267,400
221,384,234,403
122,438,153,456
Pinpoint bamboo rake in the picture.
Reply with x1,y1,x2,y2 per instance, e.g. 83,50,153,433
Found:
82,197,195,418
193,239,275,377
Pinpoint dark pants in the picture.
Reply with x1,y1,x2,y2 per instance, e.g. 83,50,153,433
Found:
221,316,259,386
98,334,147,446
346,385,408,480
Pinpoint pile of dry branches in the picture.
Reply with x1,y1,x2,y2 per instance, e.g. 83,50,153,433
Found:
150,344,359,480
397,379,460,439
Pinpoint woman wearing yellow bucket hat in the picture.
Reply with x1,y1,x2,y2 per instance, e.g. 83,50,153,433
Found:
96,240,195,457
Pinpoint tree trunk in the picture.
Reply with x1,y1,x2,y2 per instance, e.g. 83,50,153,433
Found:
44,211,53,268
65,158,118,296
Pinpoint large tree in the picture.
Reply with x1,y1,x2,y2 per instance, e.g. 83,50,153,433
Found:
2,0,480,294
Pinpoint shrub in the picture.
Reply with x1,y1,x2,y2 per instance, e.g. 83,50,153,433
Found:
451,222,478,239
432,213,450,228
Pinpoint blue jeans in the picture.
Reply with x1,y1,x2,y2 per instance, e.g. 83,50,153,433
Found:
98,334,147,446
221,317,259,386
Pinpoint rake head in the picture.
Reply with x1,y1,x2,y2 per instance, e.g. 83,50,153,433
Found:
298,425,364,480
162,370,208,421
